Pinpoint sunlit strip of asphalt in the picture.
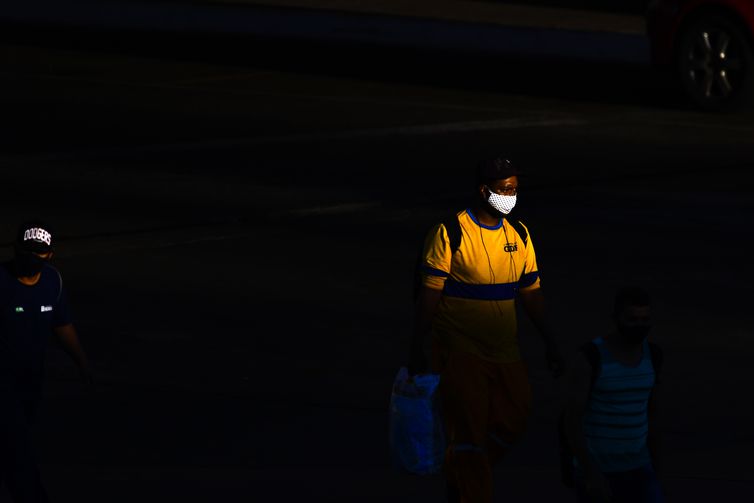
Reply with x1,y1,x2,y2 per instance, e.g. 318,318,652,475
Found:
285,202,381,216
2,117,589,163
0,69,537,115
0,230,253,257
0,230,255,257
210,117,590,143
0,202,386,257
644,119,754,134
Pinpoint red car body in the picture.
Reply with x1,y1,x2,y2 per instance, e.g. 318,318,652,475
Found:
648,0,754,65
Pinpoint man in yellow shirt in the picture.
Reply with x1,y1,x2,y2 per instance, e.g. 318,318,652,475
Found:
408,156,564,503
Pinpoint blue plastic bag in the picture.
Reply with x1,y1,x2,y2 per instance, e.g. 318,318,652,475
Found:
389,367,446,475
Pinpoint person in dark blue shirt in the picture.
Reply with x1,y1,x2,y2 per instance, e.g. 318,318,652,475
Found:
0,221,91,503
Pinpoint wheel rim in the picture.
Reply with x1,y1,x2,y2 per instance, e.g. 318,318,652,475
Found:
684,26,745,100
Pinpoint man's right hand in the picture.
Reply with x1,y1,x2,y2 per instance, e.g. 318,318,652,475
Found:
407,348,428,376
410,286,442,376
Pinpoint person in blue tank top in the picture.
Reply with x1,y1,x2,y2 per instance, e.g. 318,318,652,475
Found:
0,221,92,503
563,286,664,503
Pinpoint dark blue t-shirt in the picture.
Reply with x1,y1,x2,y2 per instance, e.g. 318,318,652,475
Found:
0,262,73,377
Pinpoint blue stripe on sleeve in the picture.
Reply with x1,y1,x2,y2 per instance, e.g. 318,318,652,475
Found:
443,279,518,300
520,271,539,287
420,265,449,278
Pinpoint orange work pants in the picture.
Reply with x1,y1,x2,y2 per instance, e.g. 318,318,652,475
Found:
433,346,532,503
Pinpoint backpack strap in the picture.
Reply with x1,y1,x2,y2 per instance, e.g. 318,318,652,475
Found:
507,217,529,248
441,213,462,255
413,213,462,301
582,340,661,386
648,342,663,385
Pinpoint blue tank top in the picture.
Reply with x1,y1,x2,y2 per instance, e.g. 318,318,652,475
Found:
582,336,654,473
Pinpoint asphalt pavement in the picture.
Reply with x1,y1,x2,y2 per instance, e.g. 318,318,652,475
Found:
1,11,753,503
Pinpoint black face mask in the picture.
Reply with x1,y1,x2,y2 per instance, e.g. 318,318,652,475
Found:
14,251,47,277
617,324,651,345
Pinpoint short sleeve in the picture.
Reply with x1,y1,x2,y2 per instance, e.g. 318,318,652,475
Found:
518,222,541,291
52,283,74,328
420,223,452,291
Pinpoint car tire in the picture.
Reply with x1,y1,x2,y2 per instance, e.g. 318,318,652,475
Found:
676,14,754,112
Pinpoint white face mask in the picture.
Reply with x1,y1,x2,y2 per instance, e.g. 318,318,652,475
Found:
485,187,517,215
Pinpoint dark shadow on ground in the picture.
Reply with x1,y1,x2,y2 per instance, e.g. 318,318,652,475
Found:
1,22,687,112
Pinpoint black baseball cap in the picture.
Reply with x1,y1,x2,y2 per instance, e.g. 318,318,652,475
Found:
475,156,522,186
16,220,54,253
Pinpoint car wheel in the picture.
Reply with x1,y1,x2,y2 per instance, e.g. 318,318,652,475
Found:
676,14,754,111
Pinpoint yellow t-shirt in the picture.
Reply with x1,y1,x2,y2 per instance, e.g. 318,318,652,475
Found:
421,209,541,363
